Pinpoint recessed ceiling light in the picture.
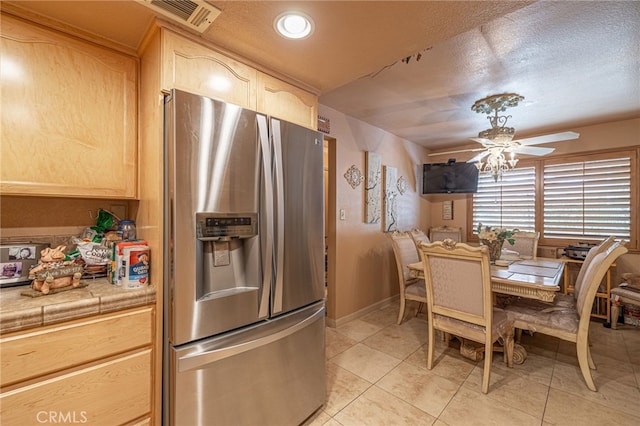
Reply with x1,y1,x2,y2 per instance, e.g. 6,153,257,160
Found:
274,12,314,39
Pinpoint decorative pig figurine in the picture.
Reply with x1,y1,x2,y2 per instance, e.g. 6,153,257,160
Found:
29,245,84,295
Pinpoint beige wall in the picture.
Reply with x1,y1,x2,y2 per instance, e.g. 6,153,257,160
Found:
318,104,430,324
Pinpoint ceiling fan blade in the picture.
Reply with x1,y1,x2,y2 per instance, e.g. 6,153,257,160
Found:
470,137,498,146
468,151,490,163
427,147,485,156
511,146,555,156
514,131,580,146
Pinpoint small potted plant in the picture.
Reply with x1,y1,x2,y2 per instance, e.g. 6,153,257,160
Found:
476,223,517,263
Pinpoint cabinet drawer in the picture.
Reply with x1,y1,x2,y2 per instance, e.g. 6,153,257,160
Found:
0,349,151,425
0,307,153,387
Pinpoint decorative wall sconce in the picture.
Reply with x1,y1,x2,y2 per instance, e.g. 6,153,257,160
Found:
344,165,364,189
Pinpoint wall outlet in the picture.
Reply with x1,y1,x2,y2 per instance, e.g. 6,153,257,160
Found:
340,209,346,220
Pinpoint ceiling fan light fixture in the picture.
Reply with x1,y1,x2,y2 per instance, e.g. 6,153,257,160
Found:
475,148,518,182
274,12,314,39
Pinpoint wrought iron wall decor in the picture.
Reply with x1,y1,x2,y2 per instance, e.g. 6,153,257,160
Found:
343,165,364,189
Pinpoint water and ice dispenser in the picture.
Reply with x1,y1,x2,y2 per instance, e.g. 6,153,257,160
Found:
195,212,261,301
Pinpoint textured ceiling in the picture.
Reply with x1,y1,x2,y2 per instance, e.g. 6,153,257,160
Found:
3,1,639,150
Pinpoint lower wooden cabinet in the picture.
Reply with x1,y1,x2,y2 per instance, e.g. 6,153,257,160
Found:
0,306,154,425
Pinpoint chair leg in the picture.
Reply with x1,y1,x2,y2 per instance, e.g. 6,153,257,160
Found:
587,341,596,370
611,303,620,330
481,339,493,394
577,339,597,391
427,325,435,370
397,297,406,325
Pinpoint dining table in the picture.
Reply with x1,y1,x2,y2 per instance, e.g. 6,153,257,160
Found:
407,257,565,302
407,257,566,364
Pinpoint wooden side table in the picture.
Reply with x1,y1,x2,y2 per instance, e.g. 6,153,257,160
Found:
560,257,616,320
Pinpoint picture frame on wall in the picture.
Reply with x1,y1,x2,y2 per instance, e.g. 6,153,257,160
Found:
383,165,399,232
365,151,381,224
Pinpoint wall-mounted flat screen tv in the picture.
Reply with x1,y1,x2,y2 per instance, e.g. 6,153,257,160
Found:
422,162,479,194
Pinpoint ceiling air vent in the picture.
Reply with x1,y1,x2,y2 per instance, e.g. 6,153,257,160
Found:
136,0,221,33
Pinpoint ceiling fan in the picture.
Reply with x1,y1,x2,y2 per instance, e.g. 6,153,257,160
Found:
430,93,580,180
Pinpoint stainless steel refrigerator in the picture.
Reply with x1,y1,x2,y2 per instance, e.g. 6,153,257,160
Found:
163,89,326,425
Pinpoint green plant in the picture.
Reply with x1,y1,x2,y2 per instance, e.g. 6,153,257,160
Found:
476,223,517,245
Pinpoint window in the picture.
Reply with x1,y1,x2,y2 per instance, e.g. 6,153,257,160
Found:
543,154,632,241
472,166,536,232
468,148,637,249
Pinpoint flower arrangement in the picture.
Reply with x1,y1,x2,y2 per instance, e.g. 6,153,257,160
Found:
476,223,517,245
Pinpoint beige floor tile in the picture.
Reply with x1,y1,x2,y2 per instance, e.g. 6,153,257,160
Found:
326,327,358,359
463,364,548,419
302,409,332,426
438,387,540,426
551,360,640,417
363,327,424,360
489,348,555,387
390,317,429,344
360,304,401,327
376,361,461,417
544,387,640,426
331,343,402,383
325,361,372,416
404,343,476,385
323,306,639,425
333,385,436,426
336,318,384,342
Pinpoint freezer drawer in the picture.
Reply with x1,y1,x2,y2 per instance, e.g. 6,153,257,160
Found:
169,302,325,426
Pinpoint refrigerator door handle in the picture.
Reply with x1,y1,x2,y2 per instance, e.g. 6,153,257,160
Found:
271,119,285,314
257,115,273,318
177,306,324,372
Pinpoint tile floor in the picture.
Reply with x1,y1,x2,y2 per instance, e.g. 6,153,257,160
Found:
305,303,640,426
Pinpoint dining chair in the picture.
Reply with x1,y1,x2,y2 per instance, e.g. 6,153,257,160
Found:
418,239,514,393
390,231,427,325
408,228,430,256
509,231,540,259
429,226,462,242
572,236,616,298
501,240,628,391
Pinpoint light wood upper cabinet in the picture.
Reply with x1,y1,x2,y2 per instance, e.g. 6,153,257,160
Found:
161,30,257,109
0,14,138,198
257,72,318,129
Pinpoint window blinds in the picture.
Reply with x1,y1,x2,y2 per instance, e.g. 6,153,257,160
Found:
472,166,536,233
543,156,631,240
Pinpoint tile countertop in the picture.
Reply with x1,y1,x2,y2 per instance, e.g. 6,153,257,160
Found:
0,278,156,334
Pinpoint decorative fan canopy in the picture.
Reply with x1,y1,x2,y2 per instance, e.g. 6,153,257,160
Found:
471,93,524,143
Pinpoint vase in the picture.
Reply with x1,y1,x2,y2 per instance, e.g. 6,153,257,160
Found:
480,239,503,264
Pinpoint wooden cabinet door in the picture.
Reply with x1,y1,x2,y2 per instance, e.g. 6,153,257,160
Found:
161,30,257,109
257,72,318,129
0,349,152,425
0,14,138,198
